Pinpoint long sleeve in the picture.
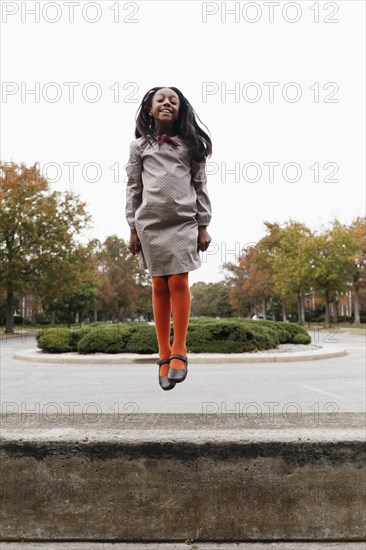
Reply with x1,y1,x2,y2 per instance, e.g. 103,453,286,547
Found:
190,156,212,226
125,140,143,229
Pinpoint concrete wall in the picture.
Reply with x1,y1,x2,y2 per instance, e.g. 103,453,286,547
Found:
0,413,365,542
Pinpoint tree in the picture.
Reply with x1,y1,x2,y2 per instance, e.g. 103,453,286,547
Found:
268,220,313,323
40,240,99,325
0,162,93,333
310,220,357,327
190,282,234,318
223,221,310,321
348,216,366,324
94,235,151,321
222,244,274,319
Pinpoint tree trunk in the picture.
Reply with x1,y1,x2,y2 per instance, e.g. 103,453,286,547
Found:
282,299,287,322
353,286,361,324
5,284,15,334
297,293,302,323
51,310,56,325
332,301,338,323
262,298,266,320
299,292,305,323
31,294,37,325
93,308,98,322
324,290,331,328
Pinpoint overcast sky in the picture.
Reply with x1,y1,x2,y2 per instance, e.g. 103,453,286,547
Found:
2,0,365,286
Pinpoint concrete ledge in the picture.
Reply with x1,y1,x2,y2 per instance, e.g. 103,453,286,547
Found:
13,344,347,364
1,413,365,543
1,544,366,549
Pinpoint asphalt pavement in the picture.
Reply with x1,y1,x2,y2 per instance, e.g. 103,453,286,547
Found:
0,330,365,414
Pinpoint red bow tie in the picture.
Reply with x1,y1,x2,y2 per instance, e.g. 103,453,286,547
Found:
154,134,180,148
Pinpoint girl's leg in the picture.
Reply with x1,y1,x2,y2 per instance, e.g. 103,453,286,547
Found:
151,275,172,376
167,272,191,370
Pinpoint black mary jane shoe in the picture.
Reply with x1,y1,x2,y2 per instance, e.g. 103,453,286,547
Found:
167,354,188,383
157,358,176,391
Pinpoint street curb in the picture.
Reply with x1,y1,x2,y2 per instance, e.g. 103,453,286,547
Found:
13,345,348,364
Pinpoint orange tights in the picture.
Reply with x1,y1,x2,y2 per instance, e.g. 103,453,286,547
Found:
152,272,191,376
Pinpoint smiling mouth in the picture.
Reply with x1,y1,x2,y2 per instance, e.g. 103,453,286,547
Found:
160,109,173,114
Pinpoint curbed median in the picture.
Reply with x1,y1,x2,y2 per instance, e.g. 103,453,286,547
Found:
13,342,347,364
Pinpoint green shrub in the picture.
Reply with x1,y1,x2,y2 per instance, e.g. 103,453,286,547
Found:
250,320,290,343
36,317,311,354
189,316,220,323
241,323,280,350
126,324,158,354
292,332,311,344
187,320,269,353
275,322,310,343
77,324,137,354
36,328,73,353
68,328,91,349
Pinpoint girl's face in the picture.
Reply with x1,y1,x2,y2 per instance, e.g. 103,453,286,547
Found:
148,88,180,127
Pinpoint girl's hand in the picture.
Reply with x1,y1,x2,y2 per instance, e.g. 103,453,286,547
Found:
128,228,141,256
197,226,212,252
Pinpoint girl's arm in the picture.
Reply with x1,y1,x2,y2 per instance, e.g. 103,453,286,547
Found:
191,156,212,252
191,156,212,227
125,140,143,230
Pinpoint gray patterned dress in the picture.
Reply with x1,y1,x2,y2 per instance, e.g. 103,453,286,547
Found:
125,135,212,277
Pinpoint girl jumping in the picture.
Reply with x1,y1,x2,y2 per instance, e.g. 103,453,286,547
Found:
125,86,212,391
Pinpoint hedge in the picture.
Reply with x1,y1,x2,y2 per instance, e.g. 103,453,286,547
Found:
35,318,311,354
36,328,73,353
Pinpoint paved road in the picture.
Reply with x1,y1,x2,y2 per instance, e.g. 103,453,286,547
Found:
0,331,365,414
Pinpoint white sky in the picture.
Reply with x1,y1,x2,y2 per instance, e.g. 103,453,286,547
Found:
1,0,365,285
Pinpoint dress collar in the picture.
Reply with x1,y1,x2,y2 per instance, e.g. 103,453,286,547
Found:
154,134,180,148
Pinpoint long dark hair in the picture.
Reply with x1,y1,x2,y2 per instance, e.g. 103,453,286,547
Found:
133,86,212,162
